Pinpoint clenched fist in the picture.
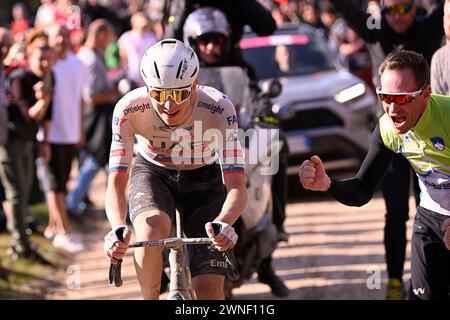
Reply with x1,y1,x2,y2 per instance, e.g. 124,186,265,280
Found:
298,155,331,191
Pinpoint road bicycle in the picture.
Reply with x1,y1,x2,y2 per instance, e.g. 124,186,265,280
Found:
108,210,239,300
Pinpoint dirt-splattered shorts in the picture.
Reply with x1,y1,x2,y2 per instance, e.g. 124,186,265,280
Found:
129,153,230,278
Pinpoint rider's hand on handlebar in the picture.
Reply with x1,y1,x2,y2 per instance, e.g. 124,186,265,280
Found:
205,221,237,252
104,225,132,264
298,155,331,191
442,218,450,250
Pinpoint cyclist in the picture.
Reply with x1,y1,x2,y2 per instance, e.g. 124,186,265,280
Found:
298,50,450,300
103,39,247,300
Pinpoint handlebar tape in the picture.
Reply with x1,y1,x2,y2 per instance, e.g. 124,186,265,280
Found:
108,226,126,287
109,259,123,287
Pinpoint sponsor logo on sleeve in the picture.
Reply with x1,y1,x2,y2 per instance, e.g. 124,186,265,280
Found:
197,101,224,114
123,103,152,116
227,115,238,126
113,116,127,126
110,149,126,157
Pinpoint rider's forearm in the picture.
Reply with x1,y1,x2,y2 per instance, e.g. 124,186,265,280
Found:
105,172,129,228
328,125,393,207
215,185,247,226
328,178,374,207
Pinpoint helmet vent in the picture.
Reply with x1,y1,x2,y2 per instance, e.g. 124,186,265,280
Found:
175,60,183,79
153,61,161,79
161,39,177,45
190,67,198,78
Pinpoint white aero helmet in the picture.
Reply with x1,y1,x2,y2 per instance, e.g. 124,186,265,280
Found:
183,7,231,46
140,39,199,89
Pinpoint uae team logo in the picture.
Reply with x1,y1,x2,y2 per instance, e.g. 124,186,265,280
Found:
430,137,445,151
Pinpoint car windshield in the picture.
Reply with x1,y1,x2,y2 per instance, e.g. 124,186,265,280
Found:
240,33,336,80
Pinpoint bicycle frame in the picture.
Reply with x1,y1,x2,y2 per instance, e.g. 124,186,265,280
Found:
130,211,211,299
109,211,238,300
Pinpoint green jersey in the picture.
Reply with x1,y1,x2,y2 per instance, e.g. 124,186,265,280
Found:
380,94,450,216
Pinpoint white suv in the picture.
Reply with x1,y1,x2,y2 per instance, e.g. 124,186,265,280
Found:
241,25,378,175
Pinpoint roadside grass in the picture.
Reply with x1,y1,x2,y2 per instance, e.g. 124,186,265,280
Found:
0,202,71,299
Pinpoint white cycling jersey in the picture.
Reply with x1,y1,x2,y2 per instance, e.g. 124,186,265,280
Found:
109,84,245,175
